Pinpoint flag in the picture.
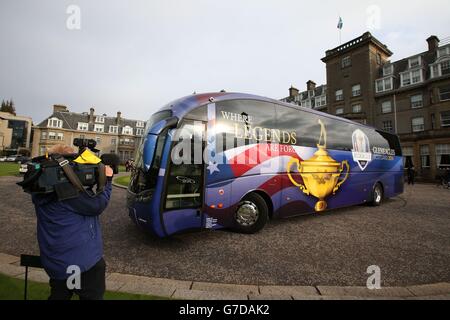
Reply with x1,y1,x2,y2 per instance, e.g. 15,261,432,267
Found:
337,17,343,30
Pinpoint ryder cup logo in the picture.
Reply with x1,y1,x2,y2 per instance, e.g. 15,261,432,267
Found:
352,129,372,171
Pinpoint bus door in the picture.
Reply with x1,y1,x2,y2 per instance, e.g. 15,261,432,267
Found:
161,121,206,235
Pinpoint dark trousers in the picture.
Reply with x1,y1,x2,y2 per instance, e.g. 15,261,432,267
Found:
48,258,106,300
407,174,415,185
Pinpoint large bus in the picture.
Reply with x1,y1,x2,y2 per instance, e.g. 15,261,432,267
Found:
127,92,403,237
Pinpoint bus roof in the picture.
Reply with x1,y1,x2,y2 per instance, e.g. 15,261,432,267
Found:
157,92,393,135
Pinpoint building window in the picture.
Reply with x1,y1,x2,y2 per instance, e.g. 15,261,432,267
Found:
315,95,327,108
77,122,89,131
111,138,117,145
439,85,450,101
136,128,144,136
302,99,312,108
136,121,145,128
122,126,133,135
342,56,351,68
402,146,414,168
94,124,104,133
47,117,63,128
41,131,48,140
383,64,393,76
39,146,46,156
376,53,382,65
95,116,105,123
411,117,425,132
336,107,344,115
436,144,450,169
408,56,421,69
57,133,64,140
437,46,450,58
441,111,450,127
335,89,343,101
410,94,423,109
401,70,423,87
352,104,362,113
48,132,56,140
95,137,101,145
375,77,393,93
420,145,430,168
109,125,119,134
381,101,392,113
352,84,361,97
431,60,450,78
382,120,393,132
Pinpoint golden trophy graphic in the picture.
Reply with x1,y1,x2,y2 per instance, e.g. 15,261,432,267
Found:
287,119,349,212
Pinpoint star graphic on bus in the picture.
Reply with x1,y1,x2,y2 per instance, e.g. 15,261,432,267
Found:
207,161,220,174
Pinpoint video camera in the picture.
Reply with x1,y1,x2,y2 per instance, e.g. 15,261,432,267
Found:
17,139,120,200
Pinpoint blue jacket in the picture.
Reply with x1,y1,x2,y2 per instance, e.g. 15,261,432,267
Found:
32,181,112,280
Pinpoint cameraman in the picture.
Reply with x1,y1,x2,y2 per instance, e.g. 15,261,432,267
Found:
31,144,113,300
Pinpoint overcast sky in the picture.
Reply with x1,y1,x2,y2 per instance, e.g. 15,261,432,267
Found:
1,0,449,124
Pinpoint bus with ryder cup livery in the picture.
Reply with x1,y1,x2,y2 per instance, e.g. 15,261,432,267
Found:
127,92,403,237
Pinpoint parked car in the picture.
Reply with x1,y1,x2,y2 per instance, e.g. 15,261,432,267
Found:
5,155,29,163
6,155,19,162
0,156,7,162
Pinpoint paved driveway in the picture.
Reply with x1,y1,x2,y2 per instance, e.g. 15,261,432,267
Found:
1,176,449,286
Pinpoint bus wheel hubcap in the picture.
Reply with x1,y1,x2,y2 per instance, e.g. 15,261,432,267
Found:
375,188,381,203
236,201,259,226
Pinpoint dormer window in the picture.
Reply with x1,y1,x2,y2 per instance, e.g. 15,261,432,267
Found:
94,124,104,133
431,59,450,78
77,122,89,131
136,121,145,128
437,45,450,58
400,69,423,87
109,125,118,134
408,56,421,69
122,125,133,135
47,117,63,128
383,64,393,76
95,116,105,123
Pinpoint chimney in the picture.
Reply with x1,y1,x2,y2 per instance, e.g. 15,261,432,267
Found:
289,86,299,98
53,105,68,113
427,35,440,52
89,107,95,123
306,80,316,92
116,111,122,125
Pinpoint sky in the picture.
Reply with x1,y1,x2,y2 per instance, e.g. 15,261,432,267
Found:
1,0,449,124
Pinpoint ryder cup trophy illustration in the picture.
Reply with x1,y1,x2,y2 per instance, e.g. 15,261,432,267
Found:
287,119,349,212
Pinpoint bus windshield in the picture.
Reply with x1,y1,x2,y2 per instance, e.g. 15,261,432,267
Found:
129,129,167,195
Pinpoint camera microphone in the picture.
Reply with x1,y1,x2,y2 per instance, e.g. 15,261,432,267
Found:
100,154,121,174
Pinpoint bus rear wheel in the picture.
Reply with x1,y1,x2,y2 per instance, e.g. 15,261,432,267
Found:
370,183,383,206
233,193,269,234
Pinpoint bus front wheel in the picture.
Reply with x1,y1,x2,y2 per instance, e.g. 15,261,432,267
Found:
233,193,269,234
370,183,383,206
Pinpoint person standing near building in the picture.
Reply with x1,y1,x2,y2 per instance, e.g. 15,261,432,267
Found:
407,165,416,185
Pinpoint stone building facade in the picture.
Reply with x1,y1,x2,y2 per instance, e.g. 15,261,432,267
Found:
31,105,145,162
283,32,450,181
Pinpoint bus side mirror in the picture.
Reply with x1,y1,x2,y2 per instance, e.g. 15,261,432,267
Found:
165,116,178,129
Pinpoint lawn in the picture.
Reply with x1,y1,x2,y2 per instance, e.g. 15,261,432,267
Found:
0,272,165,300
0,162,20,177
114,175,130,187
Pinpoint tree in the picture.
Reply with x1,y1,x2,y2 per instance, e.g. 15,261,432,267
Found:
0,99,16,115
